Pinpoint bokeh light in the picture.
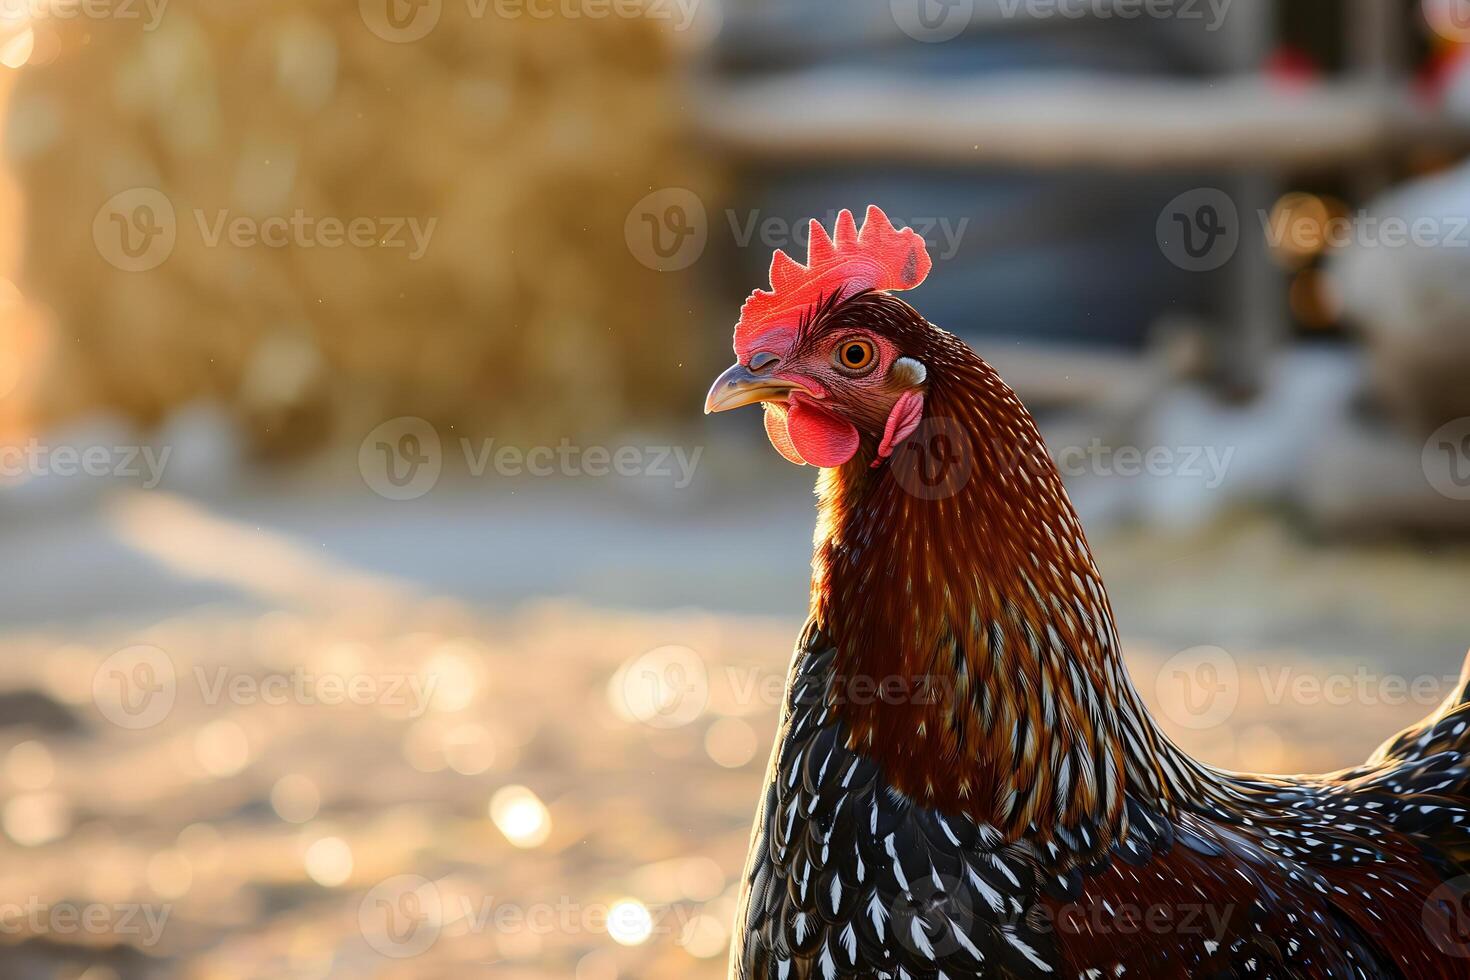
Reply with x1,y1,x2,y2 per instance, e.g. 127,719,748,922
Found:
5,740,54,790
194,720,251,778
489,785,551,849
680,914,728,959
2,791,68,846
606,899,653,946
302,835,354,887
270,774,322,824
704,716,758,768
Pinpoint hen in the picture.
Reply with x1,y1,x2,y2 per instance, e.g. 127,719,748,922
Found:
706,206,1470,979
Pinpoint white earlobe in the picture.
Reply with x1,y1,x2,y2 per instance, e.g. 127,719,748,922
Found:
891,357,927,388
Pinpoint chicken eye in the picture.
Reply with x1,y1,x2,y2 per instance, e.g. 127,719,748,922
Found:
835,339,876,373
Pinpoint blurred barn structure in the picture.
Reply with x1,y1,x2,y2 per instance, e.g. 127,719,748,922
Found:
693,0,1470,531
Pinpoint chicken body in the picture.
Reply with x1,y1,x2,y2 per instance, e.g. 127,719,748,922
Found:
721,305,1470,980
708,208,1470,979
733,622,1470,978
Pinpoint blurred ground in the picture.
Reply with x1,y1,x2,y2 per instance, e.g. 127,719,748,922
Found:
0,459,1467,979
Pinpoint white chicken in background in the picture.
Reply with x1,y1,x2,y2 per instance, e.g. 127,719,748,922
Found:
1327,162,1470,438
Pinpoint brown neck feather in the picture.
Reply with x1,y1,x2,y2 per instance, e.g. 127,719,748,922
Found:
809,327,1204,846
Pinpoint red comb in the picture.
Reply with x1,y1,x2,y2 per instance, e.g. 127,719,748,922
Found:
733,205,932,360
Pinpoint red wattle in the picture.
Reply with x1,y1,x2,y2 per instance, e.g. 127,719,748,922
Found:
784,395,859,468
762,403,807,466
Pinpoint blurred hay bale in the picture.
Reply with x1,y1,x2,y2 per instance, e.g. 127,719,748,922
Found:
0,64,52,444
8,1,709,454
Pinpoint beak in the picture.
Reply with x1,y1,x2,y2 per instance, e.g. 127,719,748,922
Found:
704,362,797,414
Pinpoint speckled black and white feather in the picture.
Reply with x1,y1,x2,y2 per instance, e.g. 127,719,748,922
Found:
731,624,1470,980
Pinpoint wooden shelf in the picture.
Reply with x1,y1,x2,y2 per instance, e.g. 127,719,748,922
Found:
979,341,1159,407
695,73,1470,171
